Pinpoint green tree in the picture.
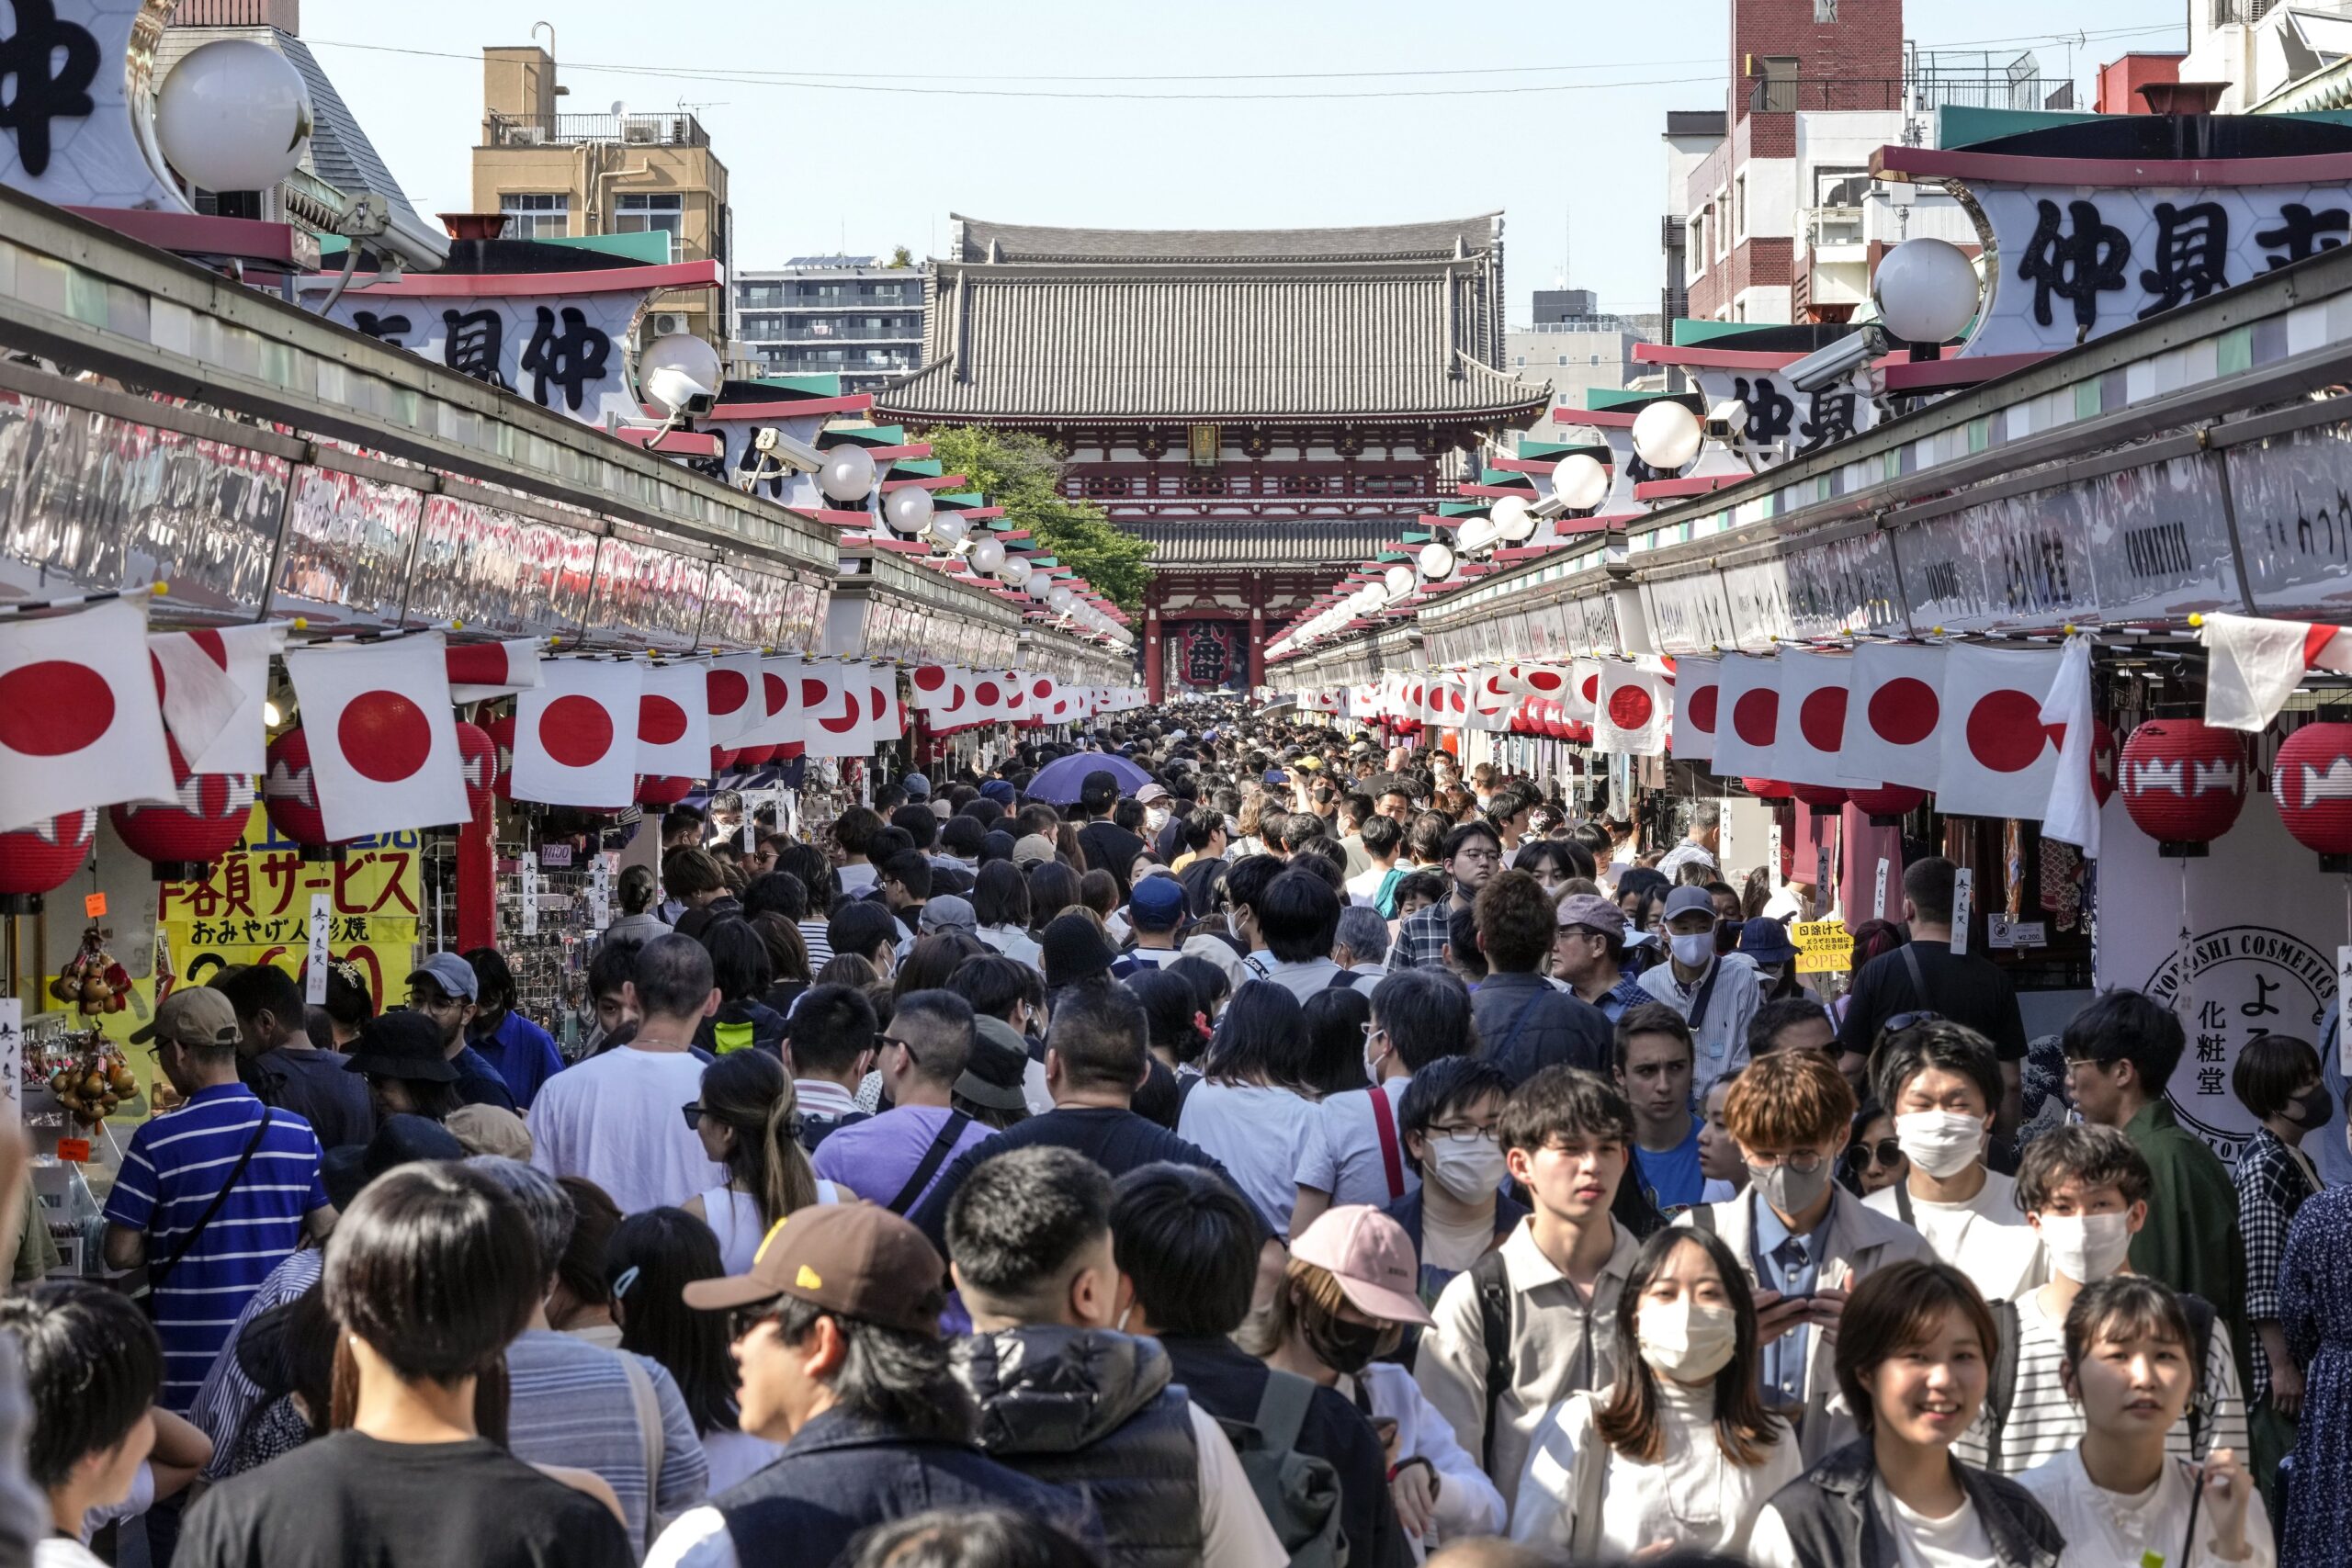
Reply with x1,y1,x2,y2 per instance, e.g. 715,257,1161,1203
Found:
921,426,1155,614
885,244,914,268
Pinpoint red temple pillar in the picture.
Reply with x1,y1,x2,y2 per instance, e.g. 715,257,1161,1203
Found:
1144,610,1165,703
1248,613,1265,691
454,785,496,953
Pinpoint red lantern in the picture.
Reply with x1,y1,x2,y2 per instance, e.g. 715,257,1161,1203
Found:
1790,783,1849,809
0,809,96,912
263,728,346,858
1849,784,1928,824
109,739,254,880
2119,718,2248,856
638,775,695,808
2089,717,2117,807
1743,777,1793,800
709,745,741,775
737,744,778,766
481,714,517,801
2275,720,2352,870
454,721,498,820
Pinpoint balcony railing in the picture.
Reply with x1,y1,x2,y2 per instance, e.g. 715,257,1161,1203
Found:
1747,75,2068,113
1806,205,1867,250
1662,215,1686,251
486,112,709,149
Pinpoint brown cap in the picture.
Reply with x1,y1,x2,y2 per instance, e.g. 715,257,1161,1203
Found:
130,987,242,1048
682,1202,947,1336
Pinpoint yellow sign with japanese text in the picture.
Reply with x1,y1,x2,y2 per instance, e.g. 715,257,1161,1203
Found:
157,807,423,1010
1792,919,1854,975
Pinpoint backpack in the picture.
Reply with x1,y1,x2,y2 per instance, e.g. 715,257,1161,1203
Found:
1984,1290,2219,1470
1216,1370,1348,1568
1470,1248,1517,1472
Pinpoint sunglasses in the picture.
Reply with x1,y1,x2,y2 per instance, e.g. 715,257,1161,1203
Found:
1883,1010,1943,1033
728,1298,785,1343
682,1103,707,1130
1850,1137,1905,1169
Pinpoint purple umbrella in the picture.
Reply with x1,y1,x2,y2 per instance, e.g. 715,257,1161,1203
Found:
1025,751,1150,806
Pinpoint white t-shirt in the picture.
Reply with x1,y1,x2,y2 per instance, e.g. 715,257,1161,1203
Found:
1295,1077,1416,1208
1864,1168,2045,1303
647,1403,1283,1568
836,862,878,896
527,1046,725,1214
1749,1480,1995,1568
1345,863,1390,903
1178,1080,1323,1236
38,1542,107,1568
1512,1382,1801,1559
2018,1447,2275,1568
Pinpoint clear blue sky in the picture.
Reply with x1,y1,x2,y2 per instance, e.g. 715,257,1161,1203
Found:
309,0,2188,319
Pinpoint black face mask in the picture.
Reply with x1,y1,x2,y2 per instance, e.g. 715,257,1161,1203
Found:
1301,1309,1391,1376
2290,1084,2335,1129
1714,919,1741,955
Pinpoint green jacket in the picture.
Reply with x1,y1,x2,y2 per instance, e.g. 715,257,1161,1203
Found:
2124,1099,2247,1343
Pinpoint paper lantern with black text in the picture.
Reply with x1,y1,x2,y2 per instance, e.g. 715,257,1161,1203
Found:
110,739,254,879
262,728,345,855
2119,718,2248,856
1790,783,1850,809
2275,720,2352,869
0,810,96,912
1848,784,1928,825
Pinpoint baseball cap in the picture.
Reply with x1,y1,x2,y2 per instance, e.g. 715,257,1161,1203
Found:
445,1104,534,1160
130,987,241,1048
901,773,933,799
1556,893,1627,937
1136,784,1170,806
1013,833,1058,868
1289,1205,1436,1327
682,1202,949,1337
1128,874,1187,931
1663,886,1720,923
920,894,978,937
406,953,479,1002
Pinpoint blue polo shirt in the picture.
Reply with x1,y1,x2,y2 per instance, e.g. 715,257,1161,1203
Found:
469,1011,564,1109
1753,1189,1833,1414
103,1084,326,1411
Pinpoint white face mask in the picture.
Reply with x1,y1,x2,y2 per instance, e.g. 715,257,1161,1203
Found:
1363,1033,1390,1083
1227,908,1245,942
1894,1111,1986,1180
2038,1211,2134,1283
1669,931,1717,968
1430,1138,1510,1202
1636,1299,1738,1384
1145,807,1170,833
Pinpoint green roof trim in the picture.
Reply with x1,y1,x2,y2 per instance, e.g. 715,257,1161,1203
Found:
1588,387,1680,412
934,491,989,509
743,374,843,397
888,457,944,479
537,231,675,265
1520,440,1610,461
1669,318,1792,346
1437,501,1490,517
821,424,907,448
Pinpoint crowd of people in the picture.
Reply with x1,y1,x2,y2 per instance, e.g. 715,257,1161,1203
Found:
15,703,2346,1568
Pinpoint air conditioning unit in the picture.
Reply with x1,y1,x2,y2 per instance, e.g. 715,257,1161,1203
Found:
647,311,690,339
624,120,658,144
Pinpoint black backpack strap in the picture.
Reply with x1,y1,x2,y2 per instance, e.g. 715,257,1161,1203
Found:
1894,1180,1915,1229
1256,1367,1316,1453
151,1110,274,1296
1470,1248,1514,1472
2180,1292,2218,1455
1325,967,1363,990
885,1111,971,1214
1984,1296,2020,1474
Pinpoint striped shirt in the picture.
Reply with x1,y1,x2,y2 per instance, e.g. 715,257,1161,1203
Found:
101,1084,325,1411
187,1247,324,1479
505,1329,708,1546
1956,1282,2250,1475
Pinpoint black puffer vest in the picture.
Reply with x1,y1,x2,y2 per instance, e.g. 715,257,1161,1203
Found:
952,1326,1204,1568
1761,1438,2064,1568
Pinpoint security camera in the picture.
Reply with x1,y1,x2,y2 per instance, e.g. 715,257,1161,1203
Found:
1785,324,1888,395
335,191,390,240
752,425,825,472
1703,398,1747,442
644,366,718,419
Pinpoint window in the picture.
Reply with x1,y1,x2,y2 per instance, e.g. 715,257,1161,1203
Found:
1815,167,1871,208
614,192,683,236
1514,355,1525,366
1590,353,1603,366
1735,175,1747,240
1815,0,1837,18
500,192,570,240
1557,354,1568,365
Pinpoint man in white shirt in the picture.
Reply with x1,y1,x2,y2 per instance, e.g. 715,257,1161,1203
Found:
1863,1019,2043,1303
1653,801,1722,881
1293,968,1473,1232
526,935,723,1214
1343,816,1403,907
1250,870,1374,1001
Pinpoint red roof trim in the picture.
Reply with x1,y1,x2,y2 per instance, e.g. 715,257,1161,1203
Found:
1882,350,2054,391
713,394,875,420
609,426,723,457
1634,474,1746,500
303,259,725,299
1554,409,1639,428
809,508,876,526
881,476,964,491
67,207,313,266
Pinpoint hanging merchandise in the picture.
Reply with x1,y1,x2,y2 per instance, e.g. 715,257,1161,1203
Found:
1932,645,2065,820
1838,641,1947,790
48,924,131,1018
109,738,254,880
2038,634,2103,859
511,660,644,809
281,632,470,840
0,810,98,913
1670,656,1721,761
1711,654,1782,778
42,1030,137,1129
2119,718,2250,855
2274,720,2352,870
0,599,177,832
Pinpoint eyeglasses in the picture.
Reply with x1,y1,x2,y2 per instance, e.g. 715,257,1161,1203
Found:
1430,1126,1500,1145
1747,1149,1826,1173
727,1298,785,1343
1883,1010,1943,1033
1850,1138,1905,1169
682,1103,707,1130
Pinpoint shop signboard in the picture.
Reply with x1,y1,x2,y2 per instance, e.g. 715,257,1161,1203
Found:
2225,418,2352,619
1640,570,1737,657
309,291,643,428
1687,366,1883,470
1781,526,1907,641
1792,919,1852,976
2096,794,2340,1166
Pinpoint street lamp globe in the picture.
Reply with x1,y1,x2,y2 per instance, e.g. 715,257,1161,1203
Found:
1551,454,1609,511
930,513,968,549
1631,401,1703,470
1490,495,1536,543
639,333,723,414
1419,541,1456,581
969,536,1006,574
1873,237,1980,345
817,445,876,502
1383,565,1416,601
1026,575,1054,602
1000,555,1034,588
883,486,935,536
1048,585,1076,613
1457,513,1502,556
155,40,313,194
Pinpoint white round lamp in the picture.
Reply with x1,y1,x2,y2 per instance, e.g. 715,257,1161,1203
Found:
639,333,724,414
970,536,1006,574
1383,565,1416,601
1631,401,1703,470
1000,555,1034,588
155,40,313,192
883,486,935,536
1490,494,1536,543
1872,237,1981,345
1551,454,1609,511
930,513,968,549
817,445,876,502
1419,542,1456,581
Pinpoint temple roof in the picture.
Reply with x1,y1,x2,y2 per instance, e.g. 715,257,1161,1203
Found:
1128,519,1403,568
947,213,1504,265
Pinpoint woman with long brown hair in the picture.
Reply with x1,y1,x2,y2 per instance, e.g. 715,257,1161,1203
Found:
680,1050,845,1274
1513,1226,1799,1559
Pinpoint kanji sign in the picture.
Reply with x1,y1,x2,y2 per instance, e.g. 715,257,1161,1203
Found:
303,290,640,428
1792,919,1853,976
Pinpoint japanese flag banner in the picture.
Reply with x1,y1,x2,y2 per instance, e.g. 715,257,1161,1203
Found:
1025,673,1059,723
1001,671,1032,727
800,662,866,758
2040,634,2102,858
967,670,1013,727
866,668,905,744
512,660,642,807
2201,612,2352,732
1709,654,1783,778
0,601,177,831
151,622,286,774
909,664,967,713
704,653,766,746
1670,657,1721,761
1563,660,1604,724
1838,643,1949,789
742,657,803,751
1935,645,2065,819
447,639,542,705
1595,661,1670,756
281,632,470,840
1468,669,1516,732
636,661,714,778
149,630,248,766
1770,651,1854,787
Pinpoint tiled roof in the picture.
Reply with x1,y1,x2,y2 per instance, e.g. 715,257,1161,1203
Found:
1126,519,1401,568
949,213,1502,265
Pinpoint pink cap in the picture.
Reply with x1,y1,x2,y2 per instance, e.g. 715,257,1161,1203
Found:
1288,1205,1436,1327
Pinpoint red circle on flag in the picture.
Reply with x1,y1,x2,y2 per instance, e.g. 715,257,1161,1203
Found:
1966,690,2051,773
1607,686,1655,730
1732,689,1780,747
762,673,787,716
1527,669,1565,695
1799,687,1849,752
707,669,750,716
639,695,688,746
913,666,945,692
975,680,1001,706
823,691,863,734
338,691,432,783
1580,672,1600,704
0,661,114,755
540,695,615,768
1868,678,1939,746
1686,684,1718,734
1034,679,1052,699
